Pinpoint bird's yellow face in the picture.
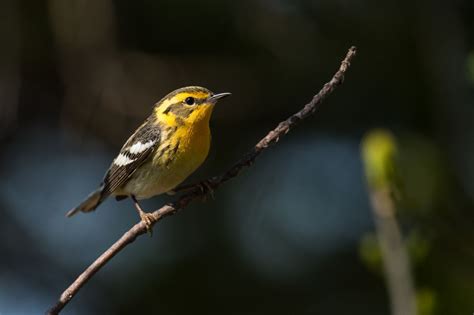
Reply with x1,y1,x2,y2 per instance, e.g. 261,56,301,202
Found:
154,86,230,127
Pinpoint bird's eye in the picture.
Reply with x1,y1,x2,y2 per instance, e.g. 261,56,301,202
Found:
185,97,195,105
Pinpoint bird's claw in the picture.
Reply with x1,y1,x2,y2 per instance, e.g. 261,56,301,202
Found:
197,180,215,200
140,212,155,236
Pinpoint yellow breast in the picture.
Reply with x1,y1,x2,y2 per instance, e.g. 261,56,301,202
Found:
153,118,211,184
122,112,212,199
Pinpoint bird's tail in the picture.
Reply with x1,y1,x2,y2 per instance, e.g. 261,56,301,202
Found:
66,186,106,217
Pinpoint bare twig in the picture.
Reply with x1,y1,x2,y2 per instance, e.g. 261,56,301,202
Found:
46,46,357,315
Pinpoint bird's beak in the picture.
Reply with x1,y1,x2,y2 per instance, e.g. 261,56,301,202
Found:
208,92,231,103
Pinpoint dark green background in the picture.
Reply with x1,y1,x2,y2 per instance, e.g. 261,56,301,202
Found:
0,0,473,314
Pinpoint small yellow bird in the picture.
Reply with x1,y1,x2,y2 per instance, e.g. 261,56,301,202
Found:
67,86,231,228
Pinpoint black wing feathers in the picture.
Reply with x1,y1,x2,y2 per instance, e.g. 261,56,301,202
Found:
101,120,160,197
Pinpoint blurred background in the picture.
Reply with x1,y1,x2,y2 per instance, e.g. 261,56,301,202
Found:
0,0,473,314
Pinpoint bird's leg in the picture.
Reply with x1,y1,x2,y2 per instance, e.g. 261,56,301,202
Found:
131,195,155,234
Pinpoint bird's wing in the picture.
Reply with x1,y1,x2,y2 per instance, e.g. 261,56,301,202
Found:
102,120,161,196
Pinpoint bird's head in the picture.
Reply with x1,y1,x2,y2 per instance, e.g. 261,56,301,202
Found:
154,86,231,126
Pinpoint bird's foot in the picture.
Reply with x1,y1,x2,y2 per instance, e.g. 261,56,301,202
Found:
196,179,215,200
140,211,155,236
132,195,155,236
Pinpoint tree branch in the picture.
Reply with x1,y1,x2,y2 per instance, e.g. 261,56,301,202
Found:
46,46,357,315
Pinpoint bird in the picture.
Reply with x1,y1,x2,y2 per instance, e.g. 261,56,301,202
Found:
67,86,231,230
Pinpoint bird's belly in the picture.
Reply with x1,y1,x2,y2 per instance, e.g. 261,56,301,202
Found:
121,163,178,199
121,126,210,199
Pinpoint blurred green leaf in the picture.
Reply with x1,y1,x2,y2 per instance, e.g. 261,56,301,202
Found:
407,231,431,265
416,288,436,315
359,233,383,273
361,129,400,194
398,135,446,215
